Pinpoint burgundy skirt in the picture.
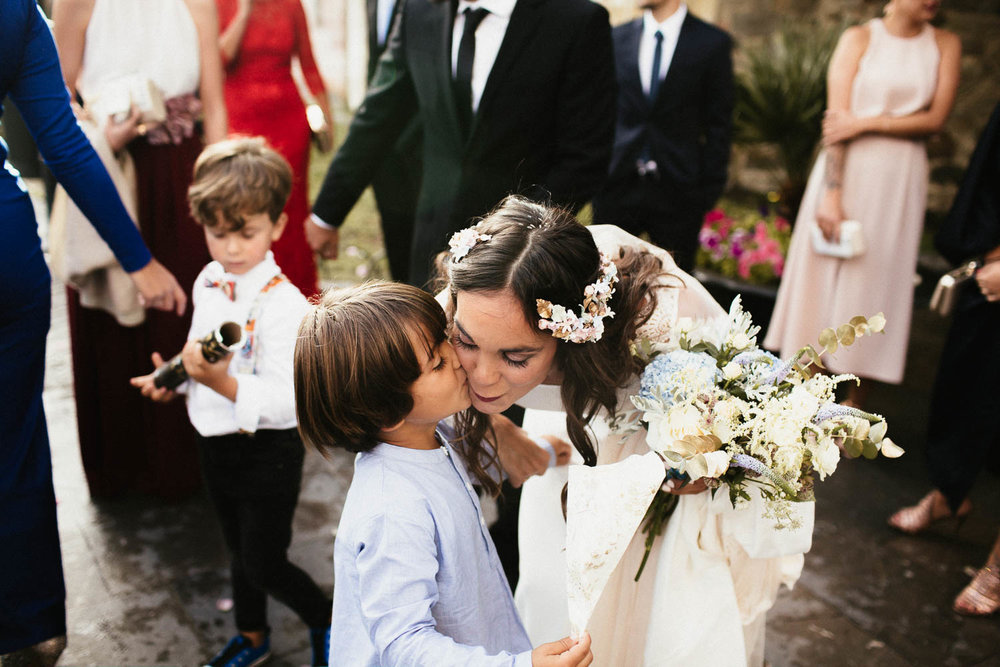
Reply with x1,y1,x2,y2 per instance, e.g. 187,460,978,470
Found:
67,134,210,500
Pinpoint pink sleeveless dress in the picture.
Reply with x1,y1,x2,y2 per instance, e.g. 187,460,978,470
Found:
764,19,940,383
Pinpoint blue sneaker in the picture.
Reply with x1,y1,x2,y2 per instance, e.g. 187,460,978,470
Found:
309,626,331,666
204,634,271,667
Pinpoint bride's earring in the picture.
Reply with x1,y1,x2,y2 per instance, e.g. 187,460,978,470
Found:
883,0,895,17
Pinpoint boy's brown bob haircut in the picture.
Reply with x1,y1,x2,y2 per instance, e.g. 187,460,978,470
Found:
187,135,292,230
294,281,500,495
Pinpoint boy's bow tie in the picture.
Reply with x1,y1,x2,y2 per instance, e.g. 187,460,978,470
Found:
205,277,236,301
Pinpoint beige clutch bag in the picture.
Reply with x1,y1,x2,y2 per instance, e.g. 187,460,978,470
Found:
89,75,166,125
810,219,866,259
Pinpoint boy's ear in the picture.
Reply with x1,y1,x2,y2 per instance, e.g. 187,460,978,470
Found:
379,418,406,435
270,212,289,241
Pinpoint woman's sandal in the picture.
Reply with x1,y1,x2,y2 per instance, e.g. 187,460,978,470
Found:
888,490,971,535
954,565,1000,617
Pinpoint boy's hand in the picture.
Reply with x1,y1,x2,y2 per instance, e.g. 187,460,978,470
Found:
491,414,551,487
540,434,573,466
129,352,177,403
181,340,238,401
531,632,592,667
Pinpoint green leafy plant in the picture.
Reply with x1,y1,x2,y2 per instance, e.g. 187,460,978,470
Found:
733,24,840,216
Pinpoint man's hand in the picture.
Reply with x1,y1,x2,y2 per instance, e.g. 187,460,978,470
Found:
491,414,552,487
130,259,188,315
531,632,593,667
305,217,339,260
129,352,177,403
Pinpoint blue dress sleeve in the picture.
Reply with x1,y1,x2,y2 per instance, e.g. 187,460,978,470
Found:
7,3,152,272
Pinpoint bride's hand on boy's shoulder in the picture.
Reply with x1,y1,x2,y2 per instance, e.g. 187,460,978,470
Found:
531,632,593,667
129,352,177,403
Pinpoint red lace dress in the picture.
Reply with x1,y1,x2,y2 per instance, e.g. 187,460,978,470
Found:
217,0,328,297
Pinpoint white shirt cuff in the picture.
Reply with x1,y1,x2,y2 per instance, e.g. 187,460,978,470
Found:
310,213,336,230
233,376,263,434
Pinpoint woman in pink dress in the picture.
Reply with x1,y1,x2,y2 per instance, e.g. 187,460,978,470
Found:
216,0,333,298
763,0,960,407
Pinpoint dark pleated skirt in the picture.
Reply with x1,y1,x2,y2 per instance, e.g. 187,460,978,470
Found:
67,134,210,500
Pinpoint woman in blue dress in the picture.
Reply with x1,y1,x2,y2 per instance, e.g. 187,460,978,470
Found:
0,1,185,660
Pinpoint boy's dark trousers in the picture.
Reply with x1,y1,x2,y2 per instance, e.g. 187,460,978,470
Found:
198,428,331,633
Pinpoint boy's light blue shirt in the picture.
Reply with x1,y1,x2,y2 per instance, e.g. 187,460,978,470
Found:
331,423,532,666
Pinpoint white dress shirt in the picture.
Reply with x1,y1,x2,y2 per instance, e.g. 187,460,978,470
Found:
638,4,687,97
376,0,396,46
452,0,516,113
184,251,310,437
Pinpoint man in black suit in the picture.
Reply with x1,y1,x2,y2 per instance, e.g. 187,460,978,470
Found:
306,0,616,289
366,0,421,283
592,0,733,273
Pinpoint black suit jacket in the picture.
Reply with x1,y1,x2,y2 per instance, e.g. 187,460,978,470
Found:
604,13,732,209
313,0,616,286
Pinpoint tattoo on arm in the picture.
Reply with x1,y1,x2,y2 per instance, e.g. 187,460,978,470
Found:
824,145,844,190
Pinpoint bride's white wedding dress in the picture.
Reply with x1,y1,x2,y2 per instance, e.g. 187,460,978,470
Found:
514,225,807,667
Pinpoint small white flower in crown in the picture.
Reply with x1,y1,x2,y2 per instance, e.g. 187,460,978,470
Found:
536,253,618,343
448,226,492,263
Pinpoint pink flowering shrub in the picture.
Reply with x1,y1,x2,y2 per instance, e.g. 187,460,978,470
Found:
697,206,791,286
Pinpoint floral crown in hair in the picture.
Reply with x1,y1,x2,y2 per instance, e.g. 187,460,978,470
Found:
536,253,618,343
448,224,492,263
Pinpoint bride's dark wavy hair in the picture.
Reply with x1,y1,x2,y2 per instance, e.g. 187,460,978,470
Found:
443,196,672,466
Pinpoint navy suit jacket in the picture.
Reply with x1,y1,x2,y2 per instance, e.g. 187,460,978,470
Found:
313,0,617,287
604,13,733,209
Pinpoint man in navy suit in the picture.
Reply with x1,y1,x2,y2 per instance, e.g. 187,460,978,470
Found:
307,0,616,289
593,0,733,272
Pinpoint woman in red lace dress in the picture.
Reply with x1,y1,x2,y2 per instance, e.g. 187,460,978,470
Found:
217,0,333,297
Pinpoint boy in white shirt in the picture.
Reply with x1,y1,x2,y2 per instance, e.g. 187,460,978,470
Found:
131,137,331,667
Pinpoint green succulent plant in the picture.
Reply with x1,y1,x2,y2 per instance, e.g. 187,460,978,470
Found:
734,24,841,216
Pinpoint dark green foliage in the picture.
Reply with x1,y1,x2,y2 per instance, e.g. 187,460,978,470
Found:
734,24,841,195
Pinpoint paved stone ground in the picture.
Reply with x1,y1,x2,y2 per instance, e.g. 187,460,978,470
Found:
34,196,1000,665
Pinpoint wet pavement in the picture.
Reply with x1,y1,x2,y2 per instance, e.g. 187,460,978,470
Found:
37,237,1000,666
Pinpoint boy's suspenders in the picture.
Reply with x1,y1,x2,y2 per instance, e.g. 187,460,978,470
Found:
233,273,288,375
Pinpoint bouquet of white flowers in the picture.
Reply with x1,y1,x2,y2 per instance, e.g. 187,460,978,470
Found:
627,297,904,579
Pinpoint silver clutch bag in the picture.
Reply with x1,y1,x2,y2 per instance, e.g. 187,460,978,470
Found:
929,260,980,317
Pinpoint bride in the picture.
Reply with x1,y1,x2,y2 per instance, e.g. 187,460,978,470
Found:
440,196,806,666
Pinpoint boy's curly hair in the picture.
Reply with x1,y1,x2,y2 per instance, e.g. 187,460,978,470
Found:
187,136,292,229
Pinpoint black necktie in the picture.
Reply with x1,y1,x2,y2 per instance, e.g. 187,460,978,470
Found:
454,7,490,138
648,30,664,100
639,31,665,174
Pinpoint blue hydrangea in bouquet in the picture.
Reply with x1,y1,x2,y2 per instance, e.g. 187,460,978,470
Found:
627,297,904,580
